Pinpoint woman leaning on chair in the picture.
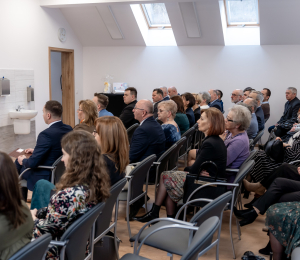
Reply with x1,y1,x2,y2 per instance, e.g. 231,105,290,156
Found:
171,95,190,135
134,107,227,222
0,152,34,260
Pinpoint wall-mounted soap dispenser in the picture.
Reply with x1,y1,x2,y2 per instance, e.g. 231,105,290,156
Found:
0,77,10,96
27,86,34,101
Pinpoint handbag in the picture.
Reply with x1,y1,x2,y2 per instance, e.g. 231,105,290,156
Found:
264,128,285,163
183,161,227,207
93,231,121,260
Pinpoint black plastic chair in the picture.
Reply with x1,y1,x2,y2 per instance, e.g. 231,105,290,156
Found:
127,123,139,143
9,233,51,260
50,202,105,260
178,127,196,167
168,137,187,171
250,130,264,150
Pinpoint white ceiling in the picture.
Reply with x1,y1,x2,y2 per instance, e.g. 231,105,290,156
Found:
51,0,300,46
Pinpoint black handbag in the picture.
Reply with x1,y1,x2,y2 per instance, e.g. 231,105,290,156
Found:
264,128,285,163
183,161,227,207
93,231,121,260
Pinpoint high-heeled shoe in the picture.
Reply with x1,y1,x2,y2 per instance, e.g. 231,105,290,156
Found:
233,206,252,219
238,209,258,226
259,241,272,255
133,204,160,223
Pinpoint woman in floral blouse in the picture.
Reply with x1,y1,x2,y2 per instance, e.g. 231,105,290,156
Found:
30,130,110,259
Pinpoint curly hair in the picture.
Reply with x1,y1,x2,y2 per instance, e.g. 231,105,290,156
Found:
56,130,110,203
79,100,98,126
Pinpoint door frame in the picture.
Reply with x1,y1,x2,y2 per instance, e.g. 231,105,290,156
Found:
48,47,75,127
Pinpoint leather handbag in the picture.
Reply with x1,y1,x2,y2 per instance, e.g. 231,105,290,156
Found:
183,161,227,207
264,128,284,163
93,231,121,260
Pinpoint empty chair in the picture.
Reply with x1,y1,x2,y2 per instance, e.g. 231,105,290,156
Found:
127,123,139,143
9,233,52,260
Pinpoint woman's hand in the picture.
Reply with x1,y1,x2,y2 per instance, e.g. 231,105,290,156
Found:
276,137,282,142
200,170,210,177
30,209,38,221
291,127,296,132
283,143,291,148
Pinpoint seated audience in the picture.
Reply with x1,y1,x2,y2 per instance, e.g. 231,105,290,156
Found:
199,91,211,110
94,116,129,185
168,86,179,98
216,89,224,112
152,88,164,119
157,100,181,150
280,109,300,142
208,89,222,112
231,89,243,104
269,87,300,137
242,98,259,139
92,93,113,117
74,99,98,133
181,92,196,127
15,101,72,199
242,87,254,101
0,152,34,260
192,93,201,122
160,86,170,101
120,87,139,129
171,96,190,135
261,88,271,122
249,90,265,131
134,108,227,222
31,130,110,259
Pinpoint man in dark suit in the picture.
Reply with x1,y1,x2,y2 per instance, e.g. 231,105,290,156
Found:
261,88,271,122
15,100,72,200
208,89,222,112
268,87,300,137
160,86,170,101
249,90,265,132
152,88,164,119
119,87,139,129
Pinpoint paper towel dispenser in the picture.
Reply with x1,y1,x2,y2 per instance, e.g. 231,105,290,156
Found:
27,87,34,101
0,77,10,96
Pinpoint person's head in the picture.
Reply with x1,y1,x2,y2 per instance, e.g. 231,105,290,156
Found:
231,89,243,104
216,90,223,100
133,99,154,122
261,88,271,102
181,92,195,109
160,86,168,98
123,87,137,105
171,96,185,113
168,86,178,98
58,130,110,202
43,100,63,124
208,89,218,102
93,93,109,112
157,100,177,123
199,92,211,106
249,90,264,107
77,100,98,126
243,97,258,113
286,87,297,102
193,93,201,106
242,87,254,101
0,152,28,229
94,116,129,174
152,88,164,103
198,107,225,136
226,105,251,132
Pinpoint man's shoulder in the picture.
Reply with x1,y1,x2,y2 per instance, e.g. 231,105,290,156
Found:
43,122,72,135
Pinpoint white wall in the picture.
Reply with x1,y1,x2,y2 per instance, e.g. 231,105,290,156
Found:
0,0,83,137
83,45,300,142
50,52,62,104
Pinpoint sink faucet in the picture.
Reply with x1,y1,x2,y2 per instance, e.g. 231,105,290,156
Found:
16,105,24,112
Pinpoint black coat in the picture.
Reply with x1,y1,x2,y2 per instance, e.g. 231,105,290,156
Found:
119,100,139,129
209,99,222,112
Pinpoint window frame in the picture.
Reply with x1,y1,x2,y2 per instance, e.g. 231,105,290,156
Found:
140,4,172,29
224,0,260,27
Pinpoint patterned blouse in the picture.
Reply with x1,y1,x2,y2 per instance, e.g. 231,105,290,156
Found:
162,124,181,150
32,184,95,260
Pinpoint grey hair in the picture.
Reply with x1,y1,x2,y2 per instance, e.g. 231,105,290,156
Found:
244,97,258,112
158,100,177,118
141,99,154,114
239,102,252,114
251,90,264,104
200,91,211,104
160,86,168,95
229,105,251,131
287,87,297,95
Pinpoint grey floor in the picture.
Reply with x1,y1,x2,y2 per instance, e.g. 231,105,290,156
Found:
0,121,36,154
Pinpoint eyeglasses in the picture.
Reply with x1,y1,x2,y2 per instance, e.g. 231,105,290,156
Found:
93,130,97,136
77,108,83,112
226,117,236,123
133,106,144,111
158,109,166,113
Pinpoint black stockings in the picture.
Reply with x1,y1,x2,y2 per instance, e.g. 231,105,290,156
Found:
270,233,286,260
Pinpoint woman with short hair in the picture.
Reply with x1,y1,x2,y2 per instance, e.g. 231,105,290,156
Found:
134,108,227,222
74,99,98,133
181,92,196,128
192,93,201,122
199,92,211,110
171,96,190,135
157,101,181,150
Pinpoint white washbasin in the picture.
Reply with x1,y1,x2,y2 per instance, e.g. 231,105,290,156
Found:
9,110,38,120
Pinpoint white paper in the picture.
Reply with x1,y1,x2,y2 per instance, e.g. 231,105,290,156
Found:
16,148,24,153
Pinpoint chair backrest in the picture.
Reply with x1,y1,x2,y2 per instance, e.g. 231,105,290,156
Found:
94,178,127,238
292,247,300,260
168,137,187,170
129,155,157,200
243,150,257,165
189,191,232,226
127,123,139,143
251,130,264,149
53,160,66,184
156,143,177,178
179,127,196,156
60,202,105,260
181,217,220,260
9,233,52,260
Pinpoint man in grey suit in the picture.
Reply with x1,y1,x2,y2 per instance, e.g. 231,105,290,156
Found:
242,98,259,139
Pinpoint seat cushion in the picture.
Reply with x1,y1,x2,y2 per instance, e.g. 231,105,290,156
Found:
120,253,150,260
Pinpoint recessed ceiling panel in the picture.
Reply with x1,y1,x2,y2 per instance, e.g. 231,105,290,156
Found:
179,2,201,38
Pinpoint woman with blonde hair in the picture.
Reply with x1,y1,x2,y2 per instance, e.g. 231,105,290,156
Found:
74,99,98,133
94,116,129,185
192,93,201,122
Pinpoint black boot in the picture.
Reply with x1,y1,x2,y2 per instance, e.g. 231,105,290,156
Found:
238,209,258,226
133,204,160,223
244,197,258,209
259,241,272,255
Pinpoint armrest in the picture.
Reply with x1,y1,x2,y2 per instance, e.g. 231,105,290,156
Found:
289,160,300,165
38,166,55,170
129,163,139,166
50,240,68,247
19,168,31,179
226,168,239,173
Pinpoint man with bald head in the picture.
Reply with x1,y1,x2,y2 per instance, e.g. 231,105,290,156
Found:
160,86,170,101
231,89,243,104
168,86,179,98
208,89,222,112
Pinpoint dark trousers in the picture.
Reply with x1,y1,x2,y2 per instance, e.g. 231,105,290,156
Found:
15,159,28,200
253,178,300,214
261,163,300,189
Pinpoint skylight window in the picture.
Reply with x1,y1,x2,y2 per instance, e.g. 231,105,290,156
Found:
225,0,259,26
141,3,171,28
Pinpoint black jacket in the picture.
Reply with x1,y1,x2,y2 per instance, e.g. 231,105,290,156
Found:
255,106,265,131
209,99,222,112
278,97,300,127
119,100,139,129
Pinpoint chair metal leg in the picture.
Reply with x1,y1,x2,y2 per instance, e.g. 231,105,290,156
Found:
236,217,241,240
126,202,133,247
114,200,120,260
229,210,236,259
167,252,173,260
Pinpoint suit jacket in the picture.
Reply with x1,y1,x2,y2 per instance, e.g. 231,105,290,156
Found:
129,117,166,163
255,106,265,131
209,99,222,112
163,96,170,101
193,107,201,122
119,100,139,129
186,107,195,127
278,97,300,125
247,113,259,139
18,121,73,190
261,102,270,121
153,100,163,119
